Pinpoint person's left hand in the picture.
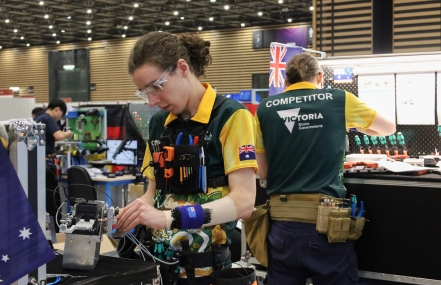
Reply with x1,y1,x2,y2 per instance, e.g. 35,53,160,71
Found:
115,198,167,233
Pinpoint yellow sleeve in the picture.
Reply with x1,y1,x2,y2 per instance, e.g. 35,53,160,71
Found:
219,109,258,174
345,91,377,130
1,137,8,149
141,144,155,181
254,112,266,153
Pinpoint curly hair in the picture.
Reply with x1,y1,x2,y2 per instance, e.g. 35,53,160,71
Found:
128,31,212,78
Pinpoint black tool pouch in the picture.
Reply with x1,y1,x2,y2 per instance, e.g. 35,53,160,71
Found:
169,145,201,194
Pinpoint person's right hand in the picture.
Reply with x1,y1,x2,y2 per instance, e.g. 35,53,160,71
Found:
115,198,167,233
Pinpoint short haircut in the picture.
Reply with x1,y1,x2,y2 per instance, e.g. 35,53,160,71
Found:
47,99,67,116
32,107,45,116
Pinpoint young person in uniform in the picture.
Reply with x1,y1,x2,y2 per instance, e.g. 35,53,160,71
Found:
255,53,396,285
33,99,72,155
116,31,257,285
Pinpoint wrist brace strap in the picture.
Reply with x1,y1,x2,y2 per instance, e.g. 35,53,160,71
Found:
164,196,238,229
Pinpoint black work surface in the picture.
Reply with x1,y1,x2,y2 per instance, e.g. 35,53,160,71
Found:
46,255,157,285
344,171,441,182
344,175,441,281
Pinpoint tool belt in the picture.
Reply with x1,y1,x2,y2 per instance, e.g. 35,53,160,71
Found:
161,240,230,285
269,193,366,243
269,193,327,223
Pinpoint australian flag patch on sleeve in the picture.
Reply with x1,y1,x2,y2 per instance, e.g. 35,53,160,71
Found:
239,145,256,161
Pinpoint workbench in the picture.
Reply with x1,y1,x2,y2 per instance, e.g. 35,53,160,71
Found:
344,172,441,284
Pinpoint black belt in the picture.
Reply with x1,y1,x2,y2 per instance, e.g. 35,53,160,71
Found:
207,176,228,188
180,241,230,285
180,245,229,268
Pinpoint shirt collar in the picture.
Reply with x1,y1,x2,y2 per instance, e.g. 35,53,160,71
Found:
284,82,318,92
164,83,216,126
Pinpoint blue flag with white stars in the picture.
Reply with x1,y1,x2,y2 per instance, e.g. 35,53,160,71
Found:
333,67,353,83
0,143,55,285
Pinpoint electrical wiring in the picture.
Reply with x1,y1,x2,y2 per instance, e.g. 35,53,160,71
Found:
124,232,179,265
46,276,61,285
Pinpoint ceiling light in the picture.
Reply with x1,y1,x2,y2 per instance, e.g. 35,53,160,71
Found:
26,43,30,47
180,16,185,20
224,5,229,9
287,18,292,22
39,1,44,5
198,26,202,30
61,30,65,33
210,0,216,2
209,17,213,21
87,29,91,33
49,25,53,29
86,21,91,25
258,11,263,16
0,46,2,49
134,3,139,7
129,16,133,20
87,9,92,13
20,36,24,40
52,33,56,36
88,37,92,41
44,14,49,19
14,29,17,33
278,0,283,3
122,34,126,38
173,11,179,15
5,19,9,23
63,65,75,70
67,16,71,19
56,40,60,44
310,6,314,11
124,26,128,29
165,21,170,25
241,23,245,27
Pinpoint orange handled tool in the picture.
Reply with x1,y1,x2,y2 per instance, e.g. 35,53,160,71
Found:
163,146,174,178
153,152,165,167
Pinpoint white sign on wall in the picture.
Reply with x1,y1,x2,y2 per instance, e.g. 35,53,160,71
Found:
358,75,396,124
396,73,435,125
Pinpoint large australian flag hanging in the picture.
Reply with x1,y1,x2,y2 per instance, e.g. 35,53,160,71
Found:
269,42,303,96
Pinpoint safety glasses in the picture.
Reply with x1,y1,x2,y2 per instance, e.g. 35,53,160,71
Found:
135,66,174,102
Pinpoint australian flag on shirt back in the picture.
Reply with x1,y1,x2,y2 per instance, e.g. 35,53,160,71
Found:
239,145,256,161
0,143,55,285
269,42,303,96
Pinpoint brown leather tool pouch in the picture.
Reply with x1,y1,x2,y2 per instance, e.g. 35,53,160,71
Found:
348,217,366,240
243,201,270,267
327,209,351,242
325,209,366,242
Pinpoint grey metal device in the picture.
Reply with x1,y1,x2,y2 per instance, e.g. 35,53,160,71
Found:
59,199,117,270
7,119,47,285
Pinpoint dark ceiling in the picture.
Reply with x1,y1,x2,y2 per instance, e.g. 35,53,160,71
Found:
0,0,313,49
